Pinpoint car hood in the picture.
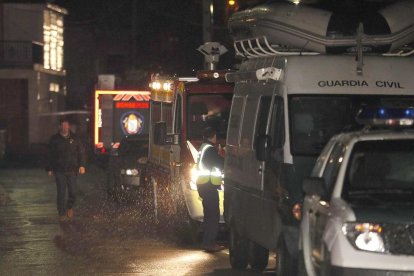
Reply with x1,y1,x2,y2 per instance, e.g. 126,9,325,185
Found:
352,205,414,224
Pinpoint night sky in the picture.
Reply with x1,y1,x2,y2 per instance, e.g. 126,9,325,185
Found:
57,0,235,72
46,0,242,108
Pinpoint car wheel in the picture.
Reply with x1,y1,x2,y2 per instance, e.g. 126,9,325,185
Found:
275,236,297,276
320,245,331,276
229,226,249,270
249,241,269,271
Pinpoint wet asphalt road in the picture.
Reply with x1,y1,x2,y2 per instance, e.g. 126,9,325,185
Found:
0,165,276,275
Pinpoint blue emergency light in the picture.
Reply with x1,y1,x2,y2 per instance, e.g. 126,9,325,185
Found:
356,107,414,127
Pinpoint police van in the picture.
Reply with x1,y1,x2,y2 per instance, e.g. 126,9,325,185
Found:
223,0,414,274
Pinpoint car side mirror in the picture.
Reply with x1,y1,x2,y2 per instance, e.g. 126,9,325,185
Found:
256,135,272,161
303,177,326,197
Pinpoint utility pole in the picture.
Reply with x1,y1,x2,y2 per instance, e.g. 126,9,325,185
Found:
131,0,137,70
202,0,213,43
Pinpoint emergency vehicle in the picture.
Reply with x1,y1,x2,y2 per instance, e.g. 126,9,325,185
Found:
223,0,414,274
94,90,151,155
301,109,414,276
145,68,233,231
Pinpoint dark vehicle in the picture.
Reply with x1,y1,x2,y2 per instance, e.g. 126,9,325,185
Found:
107,135,148,203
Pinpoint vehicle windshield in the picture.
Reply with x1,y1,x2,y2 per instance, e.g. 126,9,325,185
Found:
289,95,414,156
187,94,233,140
343,140,414,203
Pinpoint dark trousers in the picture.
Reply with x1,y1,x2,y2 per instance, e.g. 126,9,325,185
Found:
197,184,220,247
55,172,77,216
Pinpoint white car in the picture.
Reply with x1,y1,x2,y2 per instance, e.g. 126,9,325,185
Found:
301,128,414,276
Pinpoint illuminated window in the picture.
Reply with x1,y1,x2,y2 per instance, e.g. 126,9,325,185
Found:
43,10,64,71
49,82,59,93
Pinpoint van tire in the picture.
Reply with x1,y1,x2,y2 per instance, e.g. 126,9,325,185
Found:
275,236,296,276
229,226,249,270
249,241,269,271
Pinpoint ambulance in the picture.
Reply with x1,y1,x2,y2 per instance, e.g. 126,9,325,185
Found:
145,44,234,236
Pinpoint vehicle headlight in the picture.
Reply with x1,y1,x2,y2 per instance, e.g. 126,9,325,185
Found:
342,223,385,253
122,169,139,176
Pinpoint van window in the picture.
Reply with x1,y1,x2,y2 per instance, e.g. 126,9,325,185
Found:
254,96,271,148
289,95,414,156
187,94,232,140
228,96,245,146
240,96,259,148
289,96,351,156
270,96,284,149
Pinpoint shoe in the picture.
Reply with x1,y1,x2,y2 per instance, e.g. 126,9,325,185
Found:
67,208,74,219
203,244,225,253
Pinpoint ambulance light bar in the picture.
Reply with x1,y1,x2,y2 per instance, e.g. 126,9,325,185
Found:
149,80,174,92
356,107,414,126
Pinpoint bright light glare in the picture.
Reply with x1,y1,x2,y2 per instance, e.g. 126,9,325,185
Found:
355,232,385,252
163,82,171,91
228,0,235,6
126,169,139,176
152,82,161,90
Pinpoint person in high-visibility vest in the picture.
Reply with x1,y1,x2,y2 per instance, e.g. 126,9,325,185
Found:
196,127,224,252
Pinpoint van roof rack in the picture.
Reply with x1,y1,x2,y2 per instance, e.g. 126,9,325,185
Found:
234,36,319,58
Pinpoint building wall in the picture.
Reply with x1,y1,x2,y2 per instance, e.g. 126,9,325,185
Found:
2,4,44,42
0,69,65,147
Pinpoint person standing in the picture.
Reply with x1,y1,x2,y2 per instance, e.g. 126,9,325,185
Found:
46,118,86,221
196,127,224,252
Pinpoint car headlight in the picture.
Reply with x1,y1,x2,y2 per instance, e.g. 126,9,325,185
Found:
121,168,139,176
342,223,385,253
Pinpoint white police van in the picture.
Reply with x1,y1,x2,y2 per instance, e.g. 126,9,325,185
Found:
223,0,414,274
301,109,414,276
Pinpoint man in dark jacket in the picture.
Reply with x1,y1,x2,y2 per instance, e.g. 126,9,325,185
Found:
46,118,86,221
196,127,224,252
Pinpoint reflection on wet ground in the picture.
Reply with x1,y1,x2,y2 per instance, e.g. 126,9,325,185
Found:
0,165,274,275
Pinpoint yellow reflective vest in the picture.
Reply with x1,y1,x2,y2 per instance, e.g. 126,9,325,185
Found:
195,143,222,186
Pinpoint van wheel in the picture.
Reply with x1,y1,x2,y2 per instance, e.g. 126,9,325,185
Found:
275,237,296,276
249,241,269,271
229,226,249,270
